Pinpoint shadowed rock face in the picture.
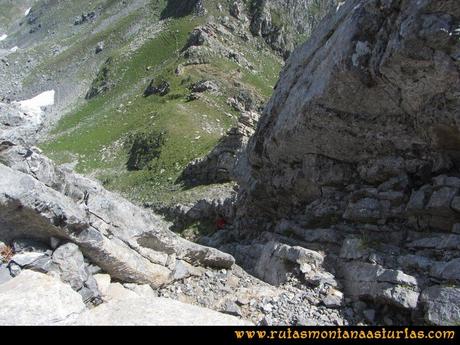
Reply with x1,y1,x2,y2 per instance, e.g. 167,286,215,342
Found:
237,0,460,227
178,111,260,187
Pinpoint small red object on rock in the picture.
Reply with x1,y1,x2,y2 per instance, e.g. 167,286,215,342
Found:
216,218,226,229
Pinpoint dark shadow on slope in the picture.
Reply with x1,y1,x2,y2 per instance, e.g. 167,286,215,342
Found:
125,130,166,171
160,0,204,19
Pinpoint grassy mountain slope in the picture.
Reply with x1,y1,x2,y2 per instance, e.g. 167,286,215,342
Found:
1,0,334,207
36,0,282,205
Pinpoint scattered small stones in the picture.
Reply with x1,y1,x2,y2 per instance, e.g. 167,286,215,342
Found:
157,265,351,326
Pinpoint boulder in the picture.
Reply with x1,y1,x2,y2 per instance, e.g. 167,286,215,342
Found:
0,163,170,286
95,41,104,54
104,282,139,301
426,187,458,214
52,243,89,290
341,262,419,310
0,270,86,325
183,28,208,50
221,299,243,317
8,262,21,277
11,252,46,267
51,243,101,303
0,102,43,145
93,273,111,296
321,288,344,308
398,254,434,272
430,258,460,282
22,255,53,273
420,286,460,326
171,259,203,280
123,283,156,298
248,240,333,287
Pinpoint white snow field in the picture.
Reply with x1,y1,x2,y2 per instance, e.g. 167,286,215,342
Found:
15,90,55,125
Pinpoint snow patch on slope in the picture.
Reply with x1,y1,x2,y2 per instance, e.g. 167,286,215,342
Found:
25,8,32,16
14,90,55,125
0,34,7,41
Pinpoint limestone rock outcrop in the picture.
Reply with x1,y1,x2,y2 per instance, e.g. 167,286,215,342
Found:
0,99,235,289
0,270,250,325
179,111,259,187
229,0,460,325
0,270,86,325
73,296,251,325
239,0,460,224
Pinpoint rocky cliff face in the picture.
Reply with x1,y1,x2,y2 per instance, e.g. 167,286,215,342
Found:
224,0,460,325
248,0,341,57
239,0,460,228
